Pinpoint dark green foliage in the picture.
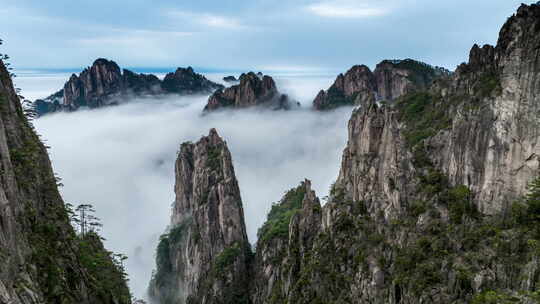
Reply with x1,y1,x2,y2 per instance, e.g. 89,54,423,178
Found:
152,221,191,288
525,177,540,230
206,145,222,171
214,242,242,275
395,92,452,148
381,59,450,86
409,200,427,217
76,233,131,304
471,290,521,304
258,183,307,242
476,73,502,98
446,185,477,224
318,87,359,110
155,235,172,282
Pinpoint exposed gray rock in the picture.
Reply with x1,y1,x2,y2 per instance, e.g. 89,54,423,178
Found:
148,129,251,304
313,59,450,110
204,72,297,112
0,60,130,303
149,3,540,304
34,59,223,116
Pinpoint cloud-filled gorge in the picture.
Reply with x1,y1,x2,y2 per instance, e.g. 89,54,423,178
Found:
25,74,352,299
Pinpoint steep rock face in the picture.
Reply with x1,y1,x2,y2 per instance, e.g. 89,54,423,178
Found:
149,4,540,304
63,58,124,108
266,3,540,303
313,59,449,110
34,59,223,116
0,60,130,304
335,104,415,218
374,59,449,101
204,72,296,112
250,181,321,303
426,2,540,214
148,129,251,304
162,67,224,95
313,65,376,110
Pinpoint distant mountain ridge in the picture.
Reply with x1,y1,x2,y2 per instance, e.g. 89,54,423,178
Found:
149,3,540,303
34,58,224,116
204,71,299,112
313,59,451,110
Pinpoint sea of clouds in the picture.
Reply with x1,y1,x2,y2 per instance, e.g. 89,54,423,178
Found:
17,71,352,299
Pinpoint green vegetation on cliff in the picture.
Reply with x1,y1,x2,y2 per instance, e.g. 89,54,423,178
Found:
257,183,307,242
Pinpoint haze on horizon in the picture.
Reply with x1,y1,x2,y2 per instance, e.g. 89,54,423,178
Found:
1,0,537,72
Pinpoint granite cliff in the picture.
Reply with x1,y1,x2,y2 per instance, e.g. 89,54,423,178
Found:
151,3,540,303
204,72,297,112
313,59,450,110
0,59,131,303
148,129,252,304
34,59,223,116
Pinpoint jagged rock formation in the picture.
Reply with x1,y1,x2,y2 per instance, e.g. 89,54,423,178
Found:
34,59,223,116
162,67,223,95
148,129,251,304
250,180,322,303
313,59,450,110
204,72,297,112
150,3,540,304
0,60,130,303
252,3,540,303
223,76,238,83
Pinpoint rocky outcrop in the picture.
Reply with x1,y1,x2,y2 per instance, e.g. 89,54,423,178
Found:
204,72,297,112
426,2,540,214
313,65,377,110
0,60,130,303
148,129,251,304
223,76,238,83
161,67,223,95
34,59,223,116
313,59,450,110
149,3,540,304
250,180,322,304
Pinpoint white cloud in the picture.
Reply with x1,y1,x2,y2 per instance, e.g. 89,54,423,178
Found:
26,72,346,300
199,14,244,29
307,1,389,18
166,10,246,30
76,29,194,46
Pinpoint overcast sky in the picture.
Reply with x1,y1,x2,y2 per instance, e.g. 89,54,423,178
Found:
1,0,535,72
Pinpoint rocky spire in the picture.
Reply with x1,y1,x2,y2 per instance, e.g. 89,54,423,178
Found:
147,3,540,304
149,128,251,304
204,72,296,112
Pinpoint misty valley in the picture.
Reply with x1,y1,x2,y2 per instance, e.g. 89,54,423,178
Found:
1,1,540,304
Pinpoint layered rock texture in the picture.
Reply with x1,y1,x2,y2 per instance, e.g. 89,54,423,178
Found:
313,59,450,110
151,3,540,303
148,129,252,304
0,60,130,303
204,72,297,112
34,59,223,116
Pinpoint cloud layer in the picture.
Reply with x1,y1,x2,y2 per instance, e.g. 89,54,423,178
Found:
28,73,348,299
